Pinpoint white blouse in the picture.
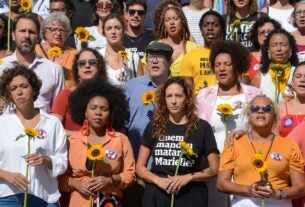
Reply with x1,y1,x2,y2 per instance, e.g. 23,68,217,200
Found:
0,110,67,203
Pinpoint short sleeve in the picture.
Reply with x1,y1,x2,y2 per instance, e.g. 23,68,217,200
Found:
219,144,236,171
179,53,193,77
200,120,219,156
140,122,154,149
289,140,305,173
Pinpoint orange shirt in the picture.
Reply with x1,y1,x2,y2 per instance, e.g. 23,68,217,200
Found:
59,131,135,207
35,44,78,88
219,135,304,190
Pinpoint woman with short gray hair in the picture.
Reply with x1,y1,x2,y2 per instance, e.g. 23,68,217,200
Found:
35,12,78,88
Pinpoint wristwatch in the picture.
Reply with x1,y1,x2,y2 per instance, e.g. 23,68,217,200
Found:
279,190,286,200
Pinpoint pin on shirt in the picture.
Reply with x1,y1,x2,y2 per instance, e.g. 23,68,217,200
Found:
105,148,117,160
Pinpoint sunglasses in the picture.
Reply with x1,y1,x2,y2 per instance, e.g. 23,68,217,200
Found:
128,9,145,16
250,104,273,113
77,59,98,68
96,2,113,10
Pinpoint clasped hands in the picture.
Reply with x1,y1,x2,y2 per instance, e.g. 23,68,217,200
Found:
154,174,192,195
249,182,280,199
74,176,112,197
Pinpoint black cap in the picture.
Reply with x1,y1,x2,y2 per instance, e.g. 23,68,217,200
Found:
145,42,173,59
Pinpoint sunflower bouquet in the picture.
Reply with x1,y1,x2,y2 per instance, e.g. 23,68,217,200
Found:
230,18,251,41
250,151,269,207
87,144,108,207
142,90,156,107
75,27,96,43
269,63,291,103
48,46,63,58
170,141,198,207
16,127,39,207
217,103,234,140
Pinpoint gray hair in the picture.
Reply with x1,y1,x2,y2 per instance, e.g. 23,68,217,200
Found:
291,0,305,27
41,12,72,40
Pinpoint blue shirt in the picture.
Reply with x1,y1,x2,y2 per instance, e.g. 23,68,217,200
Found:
125,76,157,158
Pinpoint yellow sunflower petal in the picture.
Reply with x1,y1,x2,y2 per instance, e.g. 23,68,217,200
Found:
217,104,233,115
75,27,90,43
142,90,156,105
20,0,32,12
87,144,104,161
48,46,63,57
24,127,39,137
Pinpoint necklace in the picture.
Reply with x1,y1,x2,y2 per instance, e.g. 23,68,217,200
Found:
248,132,275,161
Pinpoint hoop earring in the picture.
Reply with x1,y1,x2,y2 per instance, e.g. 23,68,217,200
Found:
268,51,271,60
81,119,90,136
106,122,116,136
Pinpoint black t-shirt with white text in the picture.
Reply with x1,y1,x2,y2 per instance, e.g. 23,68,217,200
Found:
141,119,219,176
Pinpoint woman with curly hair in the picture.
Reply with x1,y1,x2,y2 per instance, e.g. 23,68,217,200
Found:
225,0,267,51
251,29,299,103
148,5,198,76
136,77,219,207
51,48,107,136
196,40,260,206
248,16,282,80
0,65,67,206
59,76,135,207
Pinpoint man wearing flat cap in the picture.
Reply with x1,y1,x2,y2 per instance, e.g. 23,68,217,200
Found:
123,42,173,207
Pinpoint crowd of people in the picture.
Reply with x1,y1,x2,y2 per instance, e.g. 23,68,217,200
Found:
0,0,305,207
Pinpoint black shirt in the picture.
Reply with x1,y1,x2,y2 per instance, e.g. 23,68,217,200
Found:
141,119,219,176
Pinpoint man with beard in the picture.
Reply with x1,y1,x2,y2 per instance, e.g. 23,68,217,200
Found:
0,13,65,113
179,10,225,95
123,0,154,59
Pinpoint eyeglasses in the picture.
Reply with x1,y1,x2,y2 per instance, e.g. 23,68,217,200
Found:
49,8,67,13
128,9,145,16
96,2,113,10
0,24,4,30
46,27,65,34
77,59,98,68
147,54,167,62
250,104,273,113
258,30,272,37
295,10,305,17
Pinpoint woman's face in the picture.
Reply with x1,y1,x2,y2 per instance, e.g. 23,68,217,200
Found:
214,53,237,87
248,97,275,130
165,83,187,117
257,22,275,47
164,9,182,38
292,65,305,97
44,21,66,47
85,96,110,130
9,75,34,107
0,18,5,41
96,0,113,19
294,3,305,29
269,33,291,64
6,0,19,8
104,18,124,45
77,51,98,81
233,0,251,9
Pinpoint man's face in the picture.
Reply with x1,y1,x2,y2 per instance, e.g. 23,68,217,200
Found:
125,4,146,29
50,2,68,16
13,19,39,55
146,52,169,79
201,15,223,46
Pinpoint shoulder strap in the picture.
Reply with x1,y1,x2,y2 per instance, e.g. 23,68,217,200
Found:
284,102,289,115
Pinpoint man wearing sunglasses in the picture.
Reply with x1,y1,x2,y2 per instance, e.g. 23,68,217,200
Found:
123,0,155,59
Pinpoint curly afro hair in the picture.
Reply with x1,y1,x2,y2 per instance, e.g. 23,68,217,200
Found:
249,16,281,51
0,64,42,102
69,77,129,131
210,40,250,76
261,29,298,74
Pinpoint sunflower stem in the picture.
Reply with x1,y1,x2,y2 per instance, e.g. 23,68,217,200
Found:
224,116,228,140
89,160,96,207
23,136,31,207
171,152,184,207
7,0,11,53
262,198,264,207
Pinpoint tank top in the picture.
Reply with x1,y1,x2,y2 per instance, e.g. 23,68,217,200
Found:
279,102,305,137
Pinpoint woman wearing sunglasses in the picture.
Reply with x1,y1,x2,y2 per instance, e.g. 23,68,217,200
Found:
217,95,305,207
51,48,107,137
75,0,121,51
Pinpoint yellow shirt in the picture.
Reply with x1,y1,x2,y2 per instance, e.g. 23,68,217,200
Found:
219,135,305,190
180,47,217,94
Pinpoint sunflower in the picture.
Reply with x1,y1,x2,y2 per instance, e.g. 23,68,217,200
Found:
24,127,39,137
142,90,156,105
48,46,63,57
118,50,129,58
250,153,269,173
180,141,197,157
217,104,233,115
75,27,90,43
230,19,241,28
0,59,2,65
87,144,104,161
20,0,32,13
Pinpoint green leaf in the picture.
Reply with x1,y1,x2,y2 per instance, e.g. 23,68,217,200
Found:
88,36,96,41
258,150,263,155
18,7,24,13
15,134,25,141
87,143,92,148
102,157,109,164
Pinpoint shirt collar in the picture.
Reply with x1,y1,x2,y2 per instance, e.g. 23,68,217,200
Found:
10,52,45,69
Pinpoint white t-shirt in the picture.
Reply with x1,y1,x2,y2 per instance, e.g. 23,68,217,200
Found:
268,7,296,33
0,110,67,203
211,94,247,152
75,26,107,51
